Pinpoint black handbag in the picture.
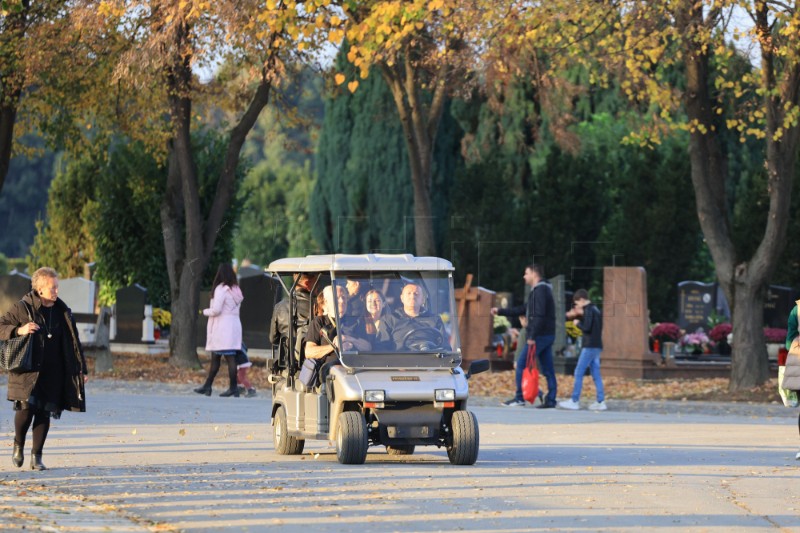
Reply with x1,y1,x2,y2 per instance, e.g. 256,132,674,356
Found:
0,302,35,373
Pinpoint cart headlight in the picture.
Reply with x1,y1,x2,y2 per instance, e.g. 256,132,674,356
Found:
435,389,455,402
364,390,385,402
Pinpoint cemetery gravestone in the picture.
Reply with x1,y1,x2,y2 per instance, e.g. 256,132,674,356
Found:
550,275,567,356
239,273,280,350
59,277,97,344
115,284,148,343
454,274,494,366
196,290,211,349
238,265,263,279
0,271,31,316
764,285,794,329
677,281,716,333
601,267,653,378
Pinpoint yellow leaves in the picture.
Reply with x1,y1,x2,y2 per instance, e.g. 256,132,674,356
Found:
329,29,344,44
334,73,346,85
348,80,359,93
97,2,125,20
428,0,444,11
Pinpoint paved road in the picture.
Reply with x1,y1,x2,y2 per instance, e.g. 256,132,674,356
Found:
1,379,799,532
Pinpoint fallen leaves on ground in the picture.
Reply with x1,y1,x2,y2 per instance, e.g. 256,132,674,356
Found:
90,352,780,404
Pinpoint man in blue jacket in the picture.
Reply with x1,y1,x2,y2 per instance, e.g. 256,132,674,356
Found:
492,264,557,408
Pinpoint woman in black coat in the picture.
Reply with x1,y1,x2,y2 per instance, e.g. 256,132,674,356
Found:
0,267,87,470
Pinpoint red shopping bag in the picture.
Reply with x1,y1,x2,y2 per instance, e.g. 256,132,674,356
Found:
521,344,539,404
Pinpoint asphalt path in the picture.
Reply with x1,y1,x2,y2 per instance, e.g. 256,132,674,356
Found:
1,379,799,532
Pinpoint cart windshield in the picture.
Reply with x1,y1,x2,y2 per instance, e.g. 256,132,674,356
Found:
328,270,462,368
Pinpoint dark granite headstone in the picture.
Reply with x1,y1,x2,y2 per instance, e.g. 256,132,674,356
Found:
115,284,148,343
238,265,263,279
677,281,716,333
550,275,567,354
764,285,794,329
196,290,211,349
239,273,281,349
0,272,31,317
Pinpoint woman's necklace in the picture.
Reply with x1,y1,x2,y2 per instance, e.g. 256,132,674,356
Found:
42,306,53,339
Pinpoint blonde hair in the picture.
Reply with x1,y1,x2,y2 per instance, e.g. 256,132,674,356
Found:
31,267,58,291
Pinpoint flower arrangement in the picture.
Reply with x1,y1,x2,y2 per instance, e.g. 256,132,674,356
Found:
709,323,732,343
680,330,710,353
565,321,582,339
153,308,172,329
493,315,511,334
764,327,787,344
651,322,681,343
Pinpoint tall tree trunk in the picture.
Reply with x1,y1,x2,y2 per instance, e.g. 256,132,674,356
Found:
380,52,448,257
163,17,204,367
677,3,800,390
161,17,275,367
0,1,29,195
729,280,769,389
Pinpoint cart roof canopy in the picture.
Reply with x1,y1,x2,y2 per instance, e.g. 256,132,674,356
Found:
267,254,454,273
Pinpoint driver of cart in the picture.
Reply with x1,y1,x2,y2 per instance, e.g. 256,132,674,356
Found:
305,285,371,364
376,282,450,351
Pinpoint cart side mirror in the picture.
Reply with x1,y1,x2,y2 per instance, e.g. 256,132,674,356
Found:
465,359,490,379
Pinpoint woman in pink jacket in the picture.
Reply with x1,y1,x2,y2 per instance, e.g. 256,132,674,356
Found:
194,263,244,397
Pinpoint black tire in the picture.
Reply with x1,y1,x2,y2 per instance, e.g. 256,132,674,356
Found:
447,410,479,465
336,411,368,464
274,405,304,455
386,445,415,456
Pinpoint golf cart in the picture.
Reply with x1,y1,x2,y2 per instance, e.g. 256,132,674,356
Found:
266,254,489,465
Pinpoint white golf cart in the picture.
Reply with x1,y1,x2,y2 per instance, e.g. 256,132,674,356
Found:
266,254,489,465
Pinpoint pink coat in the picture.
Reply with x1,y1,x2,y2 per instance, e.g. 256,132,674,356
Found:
203,284,244,352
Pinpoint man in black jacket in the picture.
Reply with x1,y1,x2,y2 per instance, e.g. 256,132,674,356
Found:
492,264,557,408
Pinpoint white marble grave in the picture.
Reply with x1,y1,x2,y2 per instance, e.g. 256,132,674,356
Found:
59,277,97,344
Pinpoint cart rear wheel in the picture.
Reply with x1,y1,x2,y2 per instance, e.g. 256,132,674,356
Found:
274,405,304,455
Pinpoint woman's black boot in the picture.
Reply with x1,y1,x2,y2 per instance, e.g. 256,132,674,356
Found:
219,388,239,397
194,385,212,396
12,444,23,468
30,454,46,471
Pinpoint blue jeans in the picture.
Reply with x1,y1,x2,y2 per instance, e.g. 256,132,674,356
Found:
514,334,556,404
572,347,604,403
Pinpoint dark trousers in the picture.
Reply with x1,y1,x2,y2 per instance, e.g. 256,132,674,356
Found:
535,335,557,405
15,407,50,454
204,352,238,391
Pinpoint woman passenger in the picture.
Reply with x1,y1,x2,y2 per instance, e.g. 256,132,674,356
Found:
364,289,386,342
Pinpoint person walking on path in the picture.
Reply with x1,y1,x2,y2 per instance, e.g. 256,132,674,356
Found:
235,346,257,398
0,267,87,470
558,289,606,411
492,264,557,408
194,263,244,398
784,299,800,460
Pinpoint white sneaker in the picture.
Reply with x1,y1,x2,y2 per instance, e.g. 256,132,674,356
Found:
558,399,580,410
588,401,608,411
